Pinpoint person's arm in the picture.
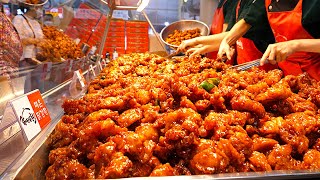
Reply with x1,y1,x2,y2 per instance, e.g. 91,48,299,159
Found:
12,15,40,46
218,19,251,59
261,39,320,65
222,23,228,32
177,32,229,58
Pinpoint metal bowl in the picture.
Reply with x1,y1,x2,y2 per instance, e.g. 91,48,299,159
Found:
17,0,48,7
160,20,210,49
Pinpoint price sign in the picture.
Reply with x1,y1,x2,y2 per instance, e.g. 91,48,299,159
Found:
10,90,51,142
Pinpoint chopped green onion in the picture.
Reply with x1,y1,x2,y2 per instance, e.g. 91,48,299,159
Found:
207,78,220,86
199,78,220,92
200,80,215,92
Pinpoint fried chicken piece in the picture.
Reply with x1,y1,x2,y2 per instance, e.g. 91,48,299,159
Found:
262,69,283,86
249,151,272,171
194,99,211,112
140,104,160,123
259,116,284,136
62,99,86,115
246,82,269,96
194,139,216,154
279,112,320,154
82,119,127,138
84,109,119,125
46,159,93,180
49,121,79,148
163,125,199,159
203,111,250,132
173,160,192,175
131,161,154,177
255,81,292,104
163,108,202,134
253,137,278,152
190,147,230,174
171,80,191,97
216,138,245,167
296,111,320,134
150,163,176,176
267,144,303,170
303,149,320,170
228,131,253,158
135,89,152,105
100,96,127,111
116,108,143,128
93,141,117,169
231,95,266,118
135,123,159,142
210,91,227,111
180,96,197,111
286,94,318,113
61,113,85,125
110,131,156,163
97,152,133,179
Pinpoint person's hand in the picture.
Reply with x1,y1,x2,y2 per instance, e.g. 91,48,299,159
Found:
260,41,298,65
218,38,234,60
185,44,210,59
177,38,199,53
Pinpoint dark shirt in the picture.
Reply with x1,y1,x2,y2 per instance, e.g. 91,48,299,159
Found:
227,0,276,53
245,0,320,39
219,0,238,25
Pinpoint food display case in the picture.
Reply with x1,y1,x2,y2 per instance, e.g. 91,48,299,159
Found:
0,0,166,177
1,0,320,180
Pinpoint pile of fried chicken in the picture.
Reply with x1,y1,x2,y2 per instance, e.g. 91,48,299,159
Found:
165,28,201,46
37,26,83,62
46,53,320,179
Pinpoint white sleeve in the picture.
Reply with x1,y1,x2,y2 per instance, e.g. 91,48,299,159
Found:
12,15,29,40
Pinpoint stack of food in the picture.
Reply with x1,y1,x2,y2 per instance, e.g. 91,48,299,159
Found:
46,53,320,179
37,26,83,62
25,0,40,4
165,28,201,46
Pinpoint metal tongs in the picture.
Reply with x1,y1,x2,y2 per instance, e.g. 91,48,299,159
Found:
165,50,181,59
229,58,269,71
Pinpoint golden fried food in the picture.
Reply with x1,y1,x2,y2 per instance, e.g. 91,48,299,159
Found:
25,0,40,4
37,26,83,62
46,53,320,179
165,28,201,46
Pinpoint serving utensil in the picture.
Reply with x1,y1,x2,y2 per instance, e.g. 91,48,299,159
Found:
230,58,269,71
165,50,181,59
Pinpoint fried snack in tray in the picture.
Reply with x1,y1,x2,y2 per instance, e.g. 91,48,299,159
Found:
165,28,201,46
46,53,320,179
25,0,40,4
37,26,83,62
